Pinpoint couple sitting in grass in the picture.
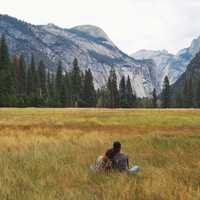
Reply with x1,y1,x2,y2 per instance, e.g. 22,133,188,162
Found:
91,141,140,175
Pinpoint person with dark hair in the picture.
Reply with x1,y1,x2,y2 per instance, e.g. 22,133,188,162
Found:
104,141,122,161
103,141,129,171
91,141,140,174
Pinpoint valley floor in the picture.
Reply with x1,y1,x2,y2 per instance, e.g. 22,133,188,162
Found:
0,108,199,200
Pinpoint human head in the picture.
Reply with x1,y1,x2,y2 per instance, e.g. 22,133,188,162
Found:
113,141,121,153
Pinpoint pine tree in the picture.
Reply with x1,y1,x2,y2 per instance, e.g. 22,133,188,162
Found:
187,77,193,107
32,55,39,95
0,35,10,69
60,78,67,107
0,35,16,106
175,91,183,108
63,72,72,107
83,69,96,107
196,80,200,108
38,60,47,97
55,61,64,106
47,71,56,106
27,55,39,96
161,76,171,108
119,76,127,107
47,71,52,98
71,58,82,107
26,65,32,96
79,71,85,106
183,76,193,108
152,88,157,108
96,87,110,107
107,67,119,108
18,55,26,95
13,55,19,93
126,76,136,108
183,79,187,107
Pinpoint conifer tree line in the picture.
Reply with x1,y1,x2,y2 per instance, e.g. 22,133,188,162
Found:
157,74,200,108
0,35,137,108
1,35,200,108
174,74,200,108
96,69,137,108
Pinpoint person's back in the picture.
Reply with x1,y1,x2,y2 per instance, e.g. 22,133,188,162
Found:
104,141,129,171
91,141,140,174
113,153,129,171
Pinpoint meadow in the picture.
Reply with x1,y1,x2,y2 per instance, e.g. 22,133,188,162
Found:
0,108,199,200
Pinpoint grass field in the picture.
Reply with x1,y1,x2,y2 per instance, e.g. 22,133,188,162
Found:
0,108,199,200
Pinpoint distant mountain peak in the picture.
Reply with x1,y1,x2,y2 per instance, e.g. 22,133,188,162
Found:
0,14,159,97
71,25,110,40
45,23,58,28
131,35,200,89
131,49,172,60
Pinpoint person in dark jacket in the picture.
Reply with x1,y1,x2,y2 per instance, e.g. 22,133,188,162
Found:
103,141,129,170
91,141,140,174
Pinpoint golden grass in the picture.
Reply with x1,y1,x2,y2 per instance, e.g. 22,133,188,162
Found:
0,108,199,200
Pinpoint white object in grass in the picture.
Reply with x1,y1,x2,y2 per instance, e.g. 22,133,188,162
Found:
127,165,140,175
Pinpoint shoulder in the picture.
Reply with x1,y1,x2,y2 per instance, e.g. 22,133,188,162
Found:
105,148,113,156
114,153,128,160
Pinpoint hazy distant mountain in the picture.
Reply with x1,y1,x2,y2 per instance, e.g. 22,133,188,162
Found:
132,50,174,88
0,14,159,97
131,37,200,89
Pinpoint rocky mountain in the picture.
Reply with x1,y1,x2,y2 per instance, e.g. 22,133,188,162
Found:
132,50,174,88
131,37,200,89
171,51,200,103
0,14,159,97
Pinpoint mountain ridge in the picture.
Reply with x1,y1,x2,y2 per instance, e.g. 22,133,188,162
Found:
131,36,200,89
0,14,159,97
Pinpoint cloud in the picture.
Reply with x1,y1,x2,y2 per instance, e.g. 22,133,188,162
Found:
0,0,200,54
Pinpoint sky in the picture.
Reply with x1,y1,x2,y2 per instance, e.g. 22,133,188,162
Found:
1,0,200,54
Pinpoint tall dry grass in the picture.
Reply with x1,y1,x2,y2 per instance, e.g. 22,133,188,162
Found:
0,108,199,199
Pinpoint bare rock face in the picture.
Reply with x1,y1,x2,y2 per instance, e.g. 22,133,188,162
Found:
131,36,200,90
0,15,159,97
